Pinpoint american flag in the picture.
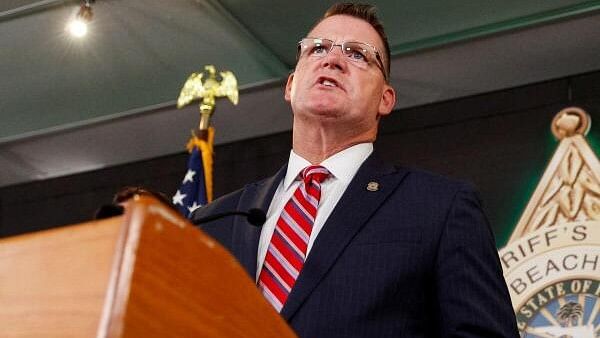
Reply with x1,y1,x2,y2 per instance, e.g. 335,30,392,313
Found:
173,128,214,218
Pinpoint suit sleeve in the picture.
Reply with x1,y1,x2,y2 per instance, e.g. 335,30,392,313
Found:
435,185,519,338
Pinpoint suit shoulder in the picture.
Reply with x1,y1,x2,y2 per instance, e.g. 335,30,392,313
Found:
191,176,273,219
191,185,247,220
397,166,475,193
389,166,483,210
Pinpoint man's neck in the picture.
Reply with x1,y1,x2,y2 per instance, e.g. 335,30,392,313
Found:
292,122,376,164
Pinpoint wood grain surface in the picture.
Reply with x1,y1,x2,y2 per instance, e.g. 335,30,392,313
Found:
0,218,122,338
106,196,296,337
0,196,296,337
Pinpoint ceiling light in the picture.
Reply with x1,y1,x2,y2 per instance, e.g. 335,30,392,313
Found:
67,18,88,37
67,0,94,38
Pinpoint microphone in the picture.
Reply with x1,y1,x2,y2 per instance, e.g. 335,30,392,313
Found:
193,208,266,227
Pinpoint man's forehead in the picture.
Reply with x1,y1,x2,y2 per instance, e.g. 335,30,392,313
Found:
308,14,384,50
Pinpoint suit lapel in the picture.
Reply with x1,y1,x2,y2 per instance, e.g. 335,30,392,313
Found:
280,154,408,319
231,165,287,278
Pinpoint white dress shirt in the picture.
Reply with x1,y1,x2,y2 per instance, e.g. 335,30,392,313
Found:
255,143,373,279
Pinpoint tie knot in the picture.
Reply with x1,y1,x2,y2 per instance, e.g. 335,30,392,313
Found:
301,165,330,184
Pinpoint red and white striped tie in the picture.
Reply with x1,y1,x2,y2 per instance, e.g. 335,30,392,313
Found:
258,165,330,312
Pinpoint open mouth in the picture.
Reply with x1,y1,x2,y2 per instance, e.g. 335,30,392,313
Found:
317,76,341,89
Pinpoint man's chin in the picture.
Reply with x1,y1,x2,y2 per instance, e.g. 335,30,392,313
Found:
306,100,345,114
308,107,343,119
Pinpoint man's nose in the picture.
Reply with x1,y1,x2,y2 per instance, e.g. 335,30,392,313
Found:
320,46,346,71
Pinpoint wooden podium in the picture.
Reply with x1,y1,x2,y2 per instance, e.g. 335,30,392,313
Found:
0,196,296,338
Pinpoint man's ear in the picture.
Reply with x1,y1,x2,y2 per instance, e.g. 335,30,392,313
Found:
378,84,396,117
284,72,294,102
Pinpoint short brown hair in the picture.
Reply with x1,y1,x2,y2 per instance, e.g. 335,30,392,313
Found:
318,3,390,80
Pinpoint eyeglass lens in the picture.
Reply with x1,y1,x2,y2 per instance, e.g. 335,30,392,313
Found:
299,38,387,79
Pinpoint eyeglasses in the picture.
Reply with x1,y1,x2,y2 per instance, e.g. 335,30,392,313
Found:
297,37,388,81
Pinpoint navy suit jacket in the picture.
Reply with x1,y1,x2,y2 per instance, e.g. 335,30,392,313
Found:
193,154,518,337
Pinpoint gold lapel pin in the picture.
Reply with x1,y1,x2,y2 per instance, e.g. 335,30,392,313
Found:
366,181,379,192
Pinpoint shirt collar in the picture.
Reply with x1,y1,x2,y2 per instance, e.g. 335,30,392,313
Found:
283,143,373,191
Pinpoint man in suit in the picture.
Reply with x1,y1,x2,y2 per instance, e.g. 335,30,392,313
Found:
193,3,519,337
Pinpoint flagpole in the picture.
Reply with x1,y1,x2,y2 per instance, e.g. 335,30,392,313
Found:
173,65,238,217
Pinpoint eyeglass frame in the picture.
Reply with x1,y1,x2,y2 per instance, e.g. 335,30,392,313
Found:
296,37,389,82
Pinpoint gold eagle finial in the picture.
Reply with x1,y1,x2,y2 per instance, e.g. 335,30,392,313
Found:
177,65,238,132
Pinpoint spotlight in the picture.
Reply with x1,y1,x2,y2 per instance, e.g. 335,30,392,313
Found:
67,0,94,38
68,18,88,37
